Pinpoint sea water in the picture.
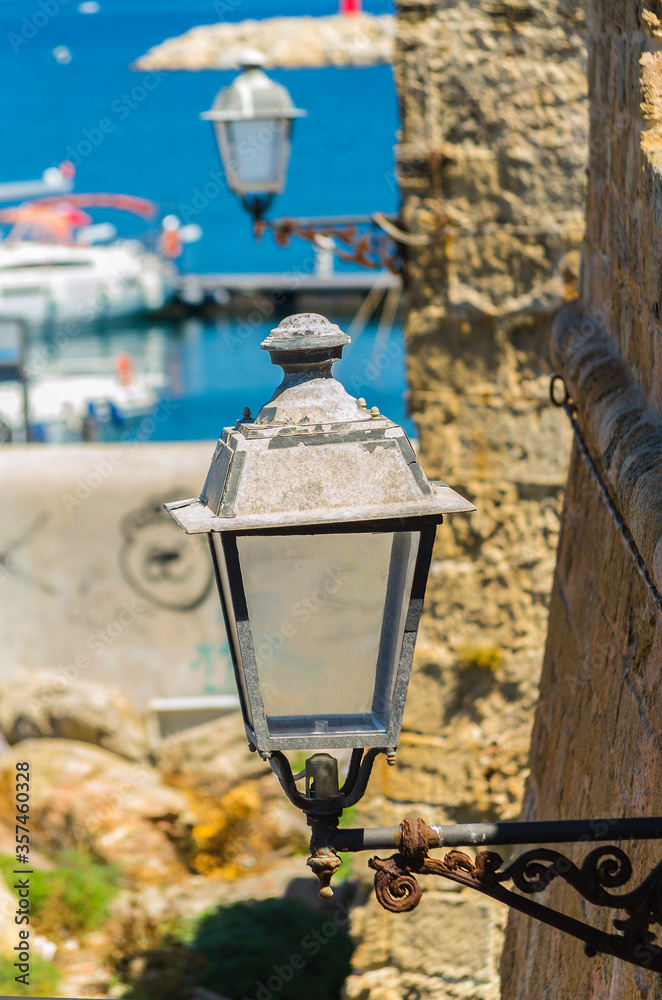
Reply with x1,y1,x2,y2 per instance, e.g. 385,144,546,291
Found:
28,312,413,441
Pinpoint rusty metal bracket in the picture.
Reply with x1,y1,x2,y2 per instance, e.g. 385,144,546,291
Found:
367,819,662,972
254,213,403,273
267,754,662,971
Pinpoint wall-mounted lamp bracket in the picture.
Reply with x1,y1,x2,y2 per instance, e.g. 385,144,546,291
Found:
265,749,662,972
252,213,412,273
344,817,662,972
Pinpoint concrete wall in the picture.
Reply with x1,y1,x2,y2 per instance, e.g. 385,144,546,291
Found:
502,1,662,995
0,443,234,714
344,1,587,997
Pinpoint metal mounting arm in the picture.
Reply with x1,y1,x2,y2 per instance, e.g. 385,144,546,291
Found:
341,817,662,973
268,751,662,969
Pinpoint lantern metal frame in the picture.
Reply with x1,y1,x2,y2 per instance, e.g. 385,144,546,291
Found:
208,518,438,755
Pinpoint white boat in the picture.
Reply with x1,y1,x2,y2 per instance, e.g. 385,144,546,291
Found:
0,193,183,326
0,239,177,326
0,370,166,440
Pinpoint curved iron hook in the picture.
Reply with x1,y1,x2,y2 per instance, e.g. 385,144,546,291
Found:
268,748,388,815
268,750,310,812
339,748,387,809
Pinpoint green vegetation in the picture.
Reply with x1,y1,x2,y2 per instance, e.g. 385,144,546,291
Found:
289,751,309,775
0,954,60,997
458,644,503,672
0,850,119,938
119,897,354,1000
338,804,357,828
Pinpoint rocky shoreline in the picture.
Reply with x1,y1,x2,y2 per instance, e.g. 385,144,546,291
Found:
133,13,394,71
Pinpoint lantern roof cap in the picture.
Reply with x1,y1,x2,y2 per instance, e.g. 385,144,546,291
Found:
201,64,307,122
261,313,350,352
165,312,475,535
237,49,266,69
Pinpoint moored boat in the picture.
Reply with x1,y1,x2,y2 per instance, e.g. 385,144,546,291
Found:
0,193,181,326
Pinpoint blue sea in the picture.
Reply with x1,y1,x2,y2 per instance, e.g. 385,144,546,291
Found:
0,0,410,440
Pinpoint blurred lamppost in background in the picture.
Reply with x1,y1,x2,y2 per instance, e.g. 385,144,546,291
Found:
201,52,306,224
167,312,662,972
201,59,428,273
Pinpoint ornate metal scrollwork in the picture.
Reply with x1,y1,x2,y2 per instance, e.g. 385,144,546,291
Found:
254,215,402,273
369,821,662,972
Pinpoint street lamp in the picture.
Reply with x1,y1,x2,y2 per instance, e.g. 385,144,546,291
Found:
166,314,662,971
201,52,306,222
200,59,429,272
166,310,473,884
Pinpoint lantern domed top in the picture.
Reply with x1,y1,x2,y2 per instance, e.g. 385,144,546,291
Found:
203,64,306,123
261,313,350,353
165,313,475,534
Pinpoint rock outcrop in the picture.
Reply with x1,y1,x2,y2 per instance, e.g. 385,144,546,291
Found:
0,740,189,883
155,713,308,877
133,13,394,71
154,711,270,799
0,668,149,762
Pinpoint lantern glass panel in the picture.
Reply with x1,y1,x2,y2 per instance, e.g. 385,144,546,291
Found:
236,530,420,737
216,118,289,193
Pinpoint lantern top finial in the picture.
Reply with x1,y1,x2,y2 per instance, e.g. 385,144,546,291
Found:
261,313,350,353
237,49,266,70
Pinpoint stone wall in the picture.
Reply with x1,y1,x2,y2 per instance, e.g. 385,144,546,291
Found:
344,1,587,997
502,1,662,995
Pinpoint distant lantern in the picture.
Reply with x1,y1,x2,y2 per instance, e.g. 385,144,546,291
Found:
201,52,307,220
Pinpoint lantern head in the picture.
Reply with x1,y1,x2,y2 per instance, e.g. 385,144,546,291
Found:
166,313,474,756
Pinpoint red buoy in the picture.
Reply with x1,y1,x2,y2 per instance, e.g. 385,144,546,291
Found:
339,0,362,13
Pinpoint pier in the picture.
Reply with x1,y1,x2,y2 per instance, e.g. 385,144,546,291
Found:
170,270,402,317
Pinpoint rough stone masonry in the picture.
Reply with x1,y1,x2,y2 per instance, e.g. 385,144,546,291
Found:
501,0,662,996
344,1,587,997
